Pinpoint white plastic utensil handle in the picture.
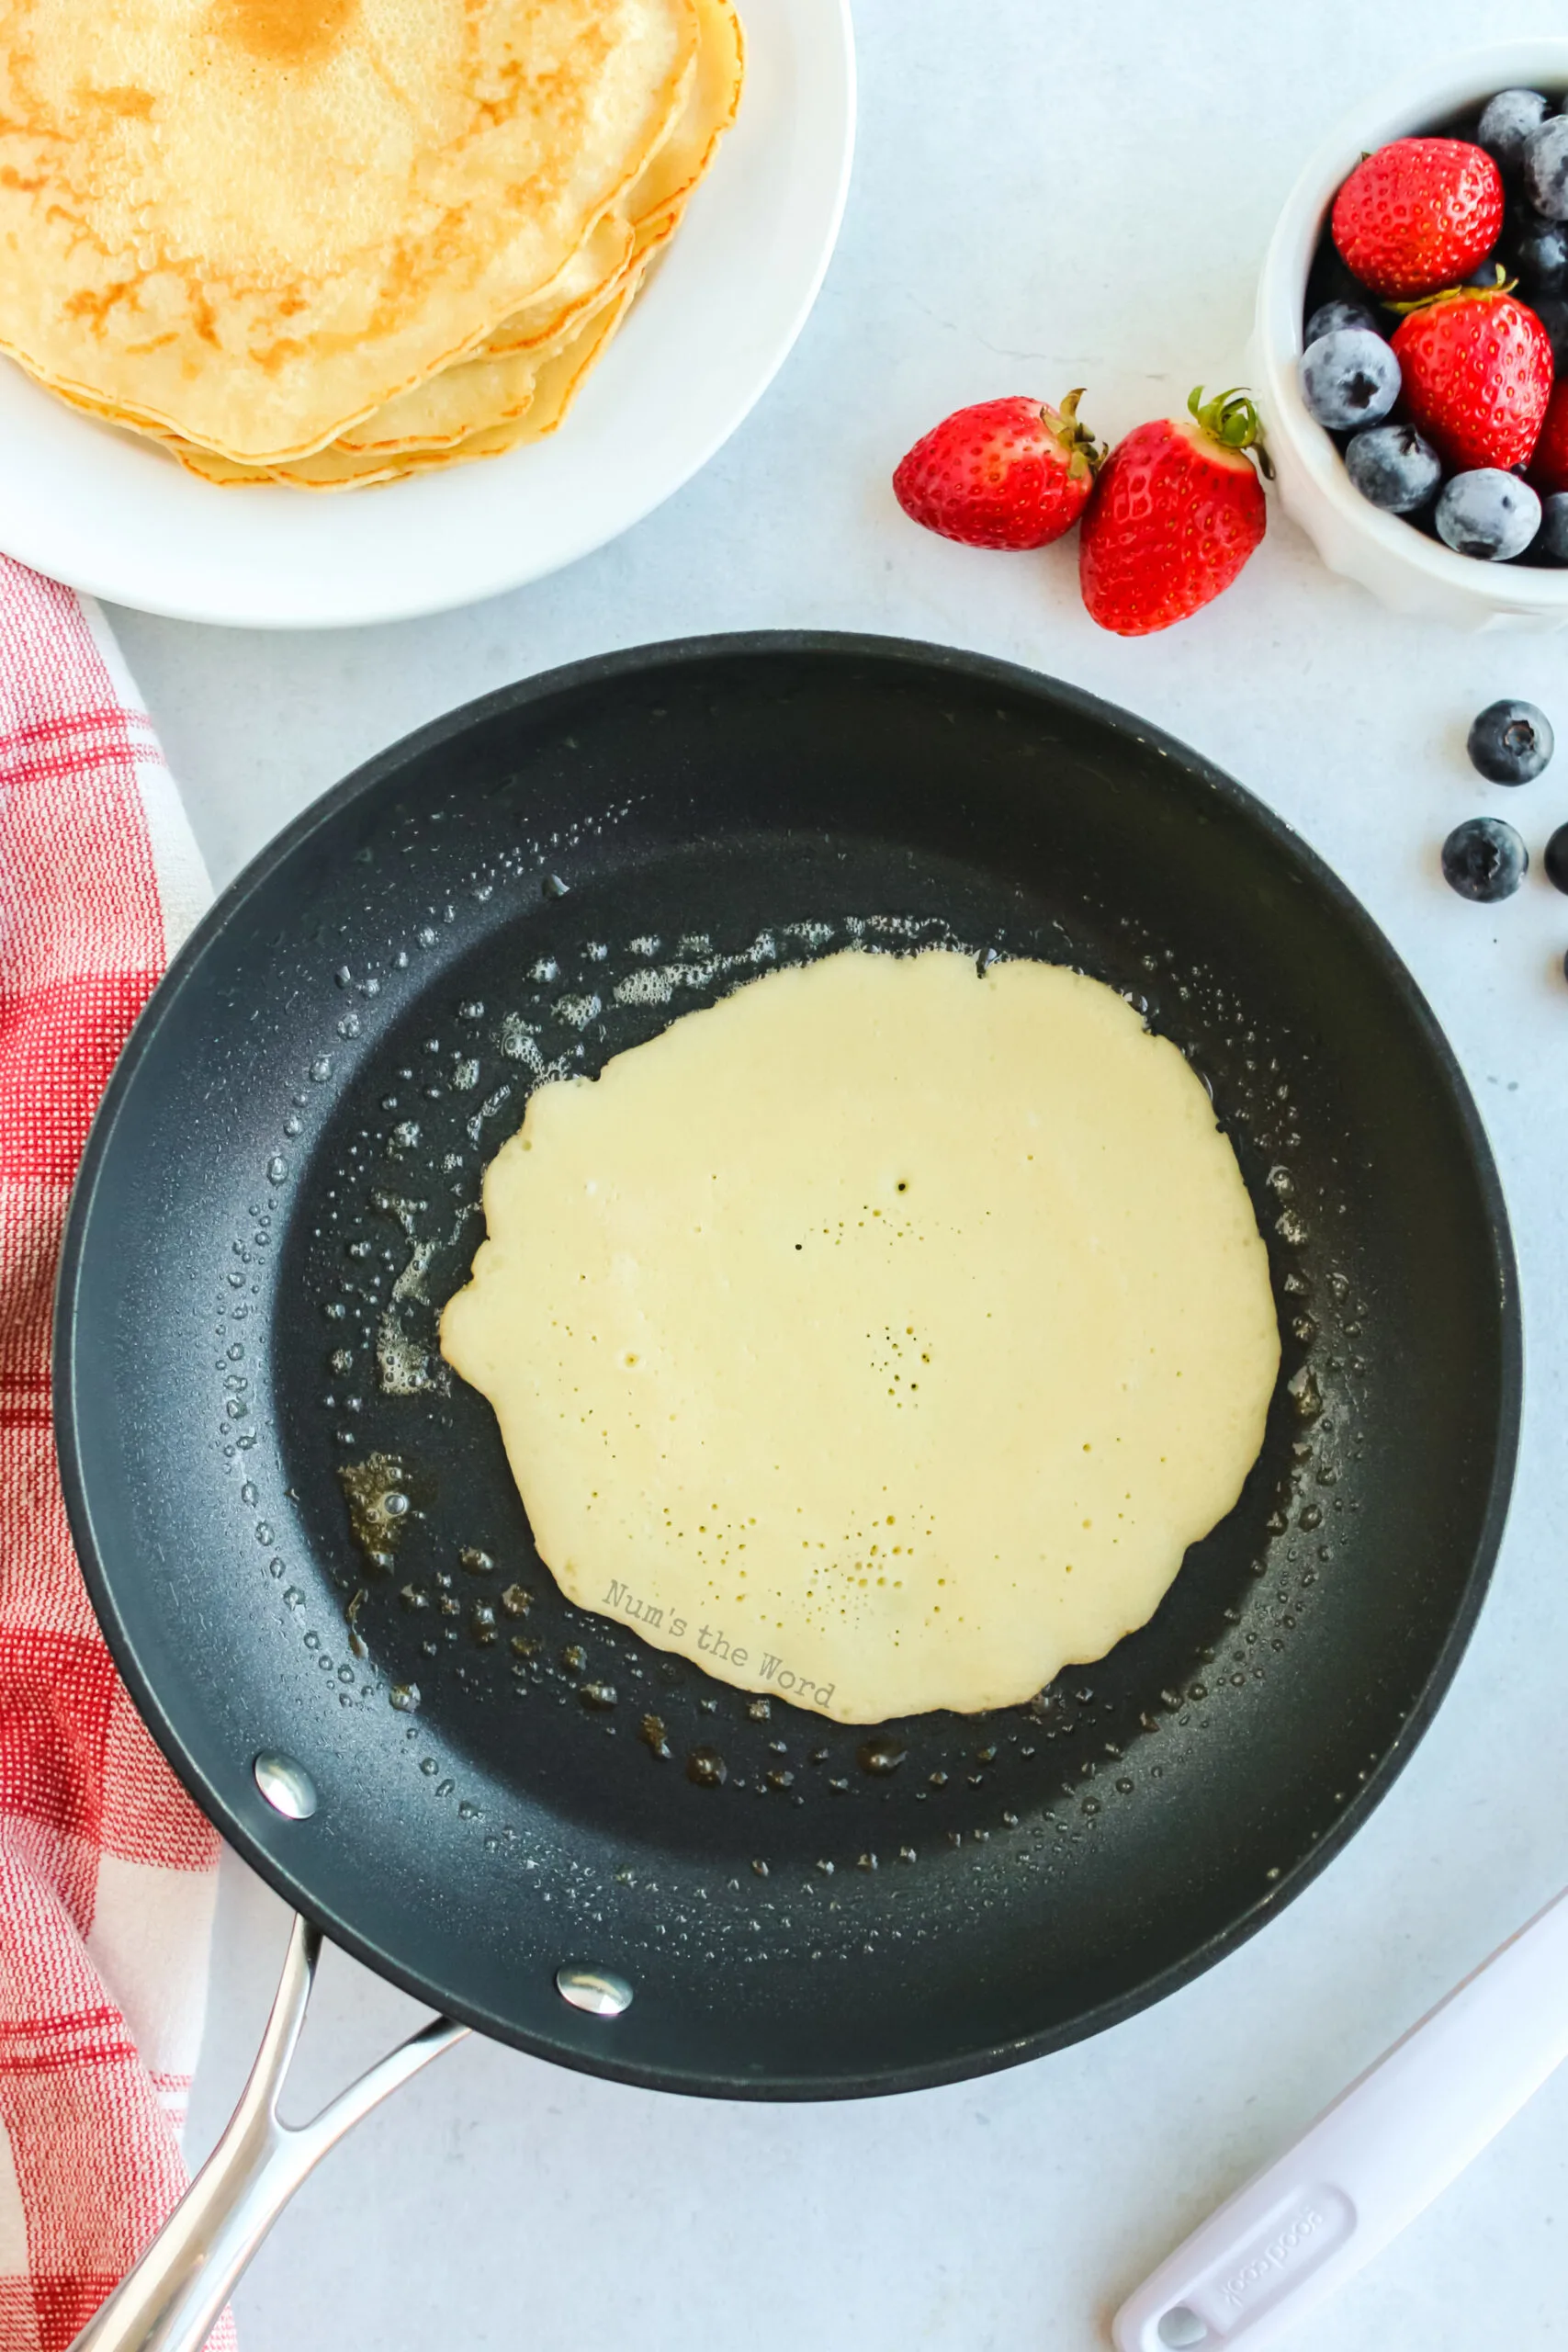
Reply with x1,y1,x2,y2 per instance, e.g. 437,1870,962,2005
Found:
1113,1879,1568,2352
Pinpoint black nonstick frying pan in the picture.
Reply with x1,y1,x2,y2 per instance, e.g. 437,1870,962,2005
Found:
55,635,1517,2333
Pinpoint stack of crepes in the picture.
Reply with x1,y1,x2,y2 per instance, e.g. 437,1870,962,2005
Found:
0,0,741,489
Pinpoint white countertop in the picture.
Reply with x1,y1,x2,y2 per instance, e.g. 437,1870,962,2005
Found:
112,3,1568,2344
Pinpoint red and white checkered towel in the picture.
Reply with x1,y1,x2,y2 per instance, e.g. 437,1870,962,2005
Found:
0,558,228,2350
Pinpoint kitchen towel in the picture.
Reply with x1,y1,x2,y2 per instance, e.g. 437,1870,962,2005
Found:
0,556,227,2352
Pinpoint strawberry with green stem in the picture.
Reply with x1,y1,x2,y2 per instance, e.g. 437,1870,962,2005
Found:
1390,279,1552,473
1078,389,1269,637
893,391,1105,549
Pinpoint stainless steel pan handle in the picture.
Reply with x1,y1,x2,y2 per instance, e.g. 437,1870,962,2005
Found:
70,1914,468,2352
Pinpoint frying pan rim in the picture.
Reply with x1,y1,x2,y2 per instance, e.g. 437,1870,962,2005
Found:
53,630,1522,2100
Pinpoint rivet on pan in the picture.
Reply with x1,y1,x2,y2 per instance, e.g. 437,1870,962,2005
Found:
556,1964,633,2018
253,1750,319,1821
1156,2310,1210,2349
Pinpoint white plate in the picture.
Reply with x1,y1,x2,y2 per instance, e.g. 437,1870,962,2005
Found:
0,0,854,630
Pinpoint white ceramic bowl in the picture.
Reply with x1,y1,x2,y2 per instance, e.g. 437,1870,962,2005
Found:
1252,40,1568,631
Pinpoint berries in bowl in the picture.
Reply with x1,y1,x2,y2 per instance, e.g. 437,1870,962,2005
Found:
1253,42,1568,627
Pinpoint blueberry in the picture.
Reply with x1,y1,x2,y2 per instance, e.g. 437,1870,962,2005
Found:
1540,492,1568,561
1529,288,1568,367
1305,297,1380,345
1546,820,1568,894
1344,423,1443,513
1441,818,1529,901
1479,88,1551,174
1299,328,1401,431
1435,469,1541,560
1467,699,1554,784
1525,116,1568,219
1509,204,1568,290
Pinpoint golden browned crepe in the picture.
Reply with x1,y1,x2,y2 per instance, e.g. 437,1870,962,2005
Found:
171,270,642,486
0,0,705,463
475,0,741,362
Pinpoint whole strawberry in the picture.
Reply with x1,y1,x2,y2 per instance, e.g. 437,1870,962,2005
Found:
1528,378,1568,492
893,392,1104,548
1391,288,1552,472
1332,138,1504,299
1078,388,1268,637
